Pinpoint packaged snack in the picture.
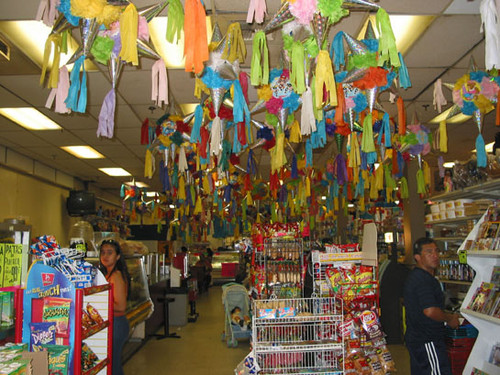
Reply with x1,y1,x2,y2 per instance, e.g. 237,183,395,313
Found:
86,304,104,325
355,266,374,284
365,350,384,375
81,342,99,371
30,322,56,351
257,309,276,319
42,297,72,339
42,344,69,375
347,349,371,375
376,345,397,373
358,310,384,340
277,307,295,318
0,292,14,327
82,310,95,331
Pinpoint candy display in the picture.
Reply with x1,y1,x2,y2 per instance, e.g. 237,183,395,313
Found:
30,322,57,351
42,297,72,342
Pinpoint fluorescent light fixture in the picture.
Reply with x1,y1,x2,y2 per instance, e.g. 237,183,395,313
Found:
384,232,394,243
61,146,104,159
429,107,472,124
149,16,212,69
443,162,455,168
99,168,131,177
0,21,96,71
321,196,327,200
146,191,158,197
169,204,175,209
0,107,61,130
358,15,435,55
472,142,494,154
348,203,355,208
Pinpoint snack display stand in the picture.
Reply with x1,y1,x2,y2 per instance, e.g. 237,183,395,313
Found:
22,262,112,375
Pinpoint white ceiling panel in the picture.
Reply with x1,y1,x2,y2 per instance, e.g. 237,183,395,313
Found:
381,0,452,14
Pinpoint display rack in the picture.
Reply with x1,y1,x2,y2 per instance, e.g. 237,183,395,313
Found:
256,237,304,299
252,296,344,375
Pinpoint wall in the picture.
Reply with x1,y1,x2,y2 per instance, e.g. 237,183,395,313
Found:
0,165,123,246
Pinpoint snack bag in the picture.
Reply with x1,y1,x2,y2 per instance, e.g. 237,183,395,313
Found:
376,345,397,373
81,342,99,371
365,350,385,375
86,304,104,325
347,349,371,375
42,297,72,340
42,344,70,375
326,267,342,294
82,310,95,331
358,310,384,340
30,322,56,351
355,265,374,284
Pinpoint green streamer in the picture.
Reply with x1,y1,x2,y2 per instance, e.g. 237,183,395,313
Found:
400,177,409,199
416,168,426,195
91,36,114,65
361,114,376,152
290,40,306,94
384,165,396,189
303,36,319,58
347,52,377,69
376,8,401,67
166,0,184,43
250,31,269,86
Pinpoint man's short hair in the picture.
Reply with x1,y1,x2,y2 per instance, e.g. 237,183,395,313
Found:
413,237,437,256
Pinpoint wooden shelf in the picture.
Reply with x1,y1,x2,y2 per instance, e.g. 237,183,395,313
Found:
426,215,483,225
461,308,500,324
431,179,500,201
438,279,472,286
82,321,109,340
82,358,108,375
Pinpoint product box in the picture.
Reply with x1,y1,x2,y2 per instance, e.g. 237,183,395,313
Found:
0,292,14,327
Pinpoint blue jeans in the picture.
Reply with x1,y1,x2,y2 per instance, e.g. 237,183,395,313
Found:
113,315,130,375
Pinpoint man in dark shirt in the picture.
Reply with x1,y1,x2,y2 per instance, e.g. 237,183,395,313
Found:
404,237,461,375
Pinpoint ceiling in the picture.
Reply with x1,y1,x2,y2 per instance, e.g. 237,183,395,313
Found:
0,0,495,197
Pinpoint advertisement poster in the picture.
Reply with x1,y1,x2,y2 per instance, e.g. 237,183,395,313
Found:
23,262,76,375
0,243,23,287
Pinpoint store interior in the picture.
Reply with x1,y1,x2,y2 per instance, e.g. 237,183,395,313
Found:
1,0,500,374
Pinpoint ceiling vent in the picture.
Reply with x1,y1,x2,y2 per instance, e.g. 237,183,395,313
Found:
0,35,10,61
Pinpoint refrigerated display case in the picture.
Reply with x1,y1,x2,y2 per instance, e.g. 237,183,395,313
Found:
124,255,154,328
189,249,241,283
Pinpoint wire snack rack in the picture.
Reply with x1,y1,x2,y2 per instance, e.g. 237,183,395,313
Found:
252,296,344,375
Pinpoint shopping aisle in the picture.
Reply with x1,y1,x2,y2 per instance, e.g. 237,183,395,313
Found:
123,285,411,374
123,286,250,375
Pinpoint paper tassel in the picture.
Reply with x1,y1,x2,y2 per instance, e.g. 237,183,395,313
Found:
315,50,337,108
210,116,222,156
301,86,316,135
144,149,155,178
97,88,116,138
376,8,400,68
377,112,391,147
141,119,149,144
184,0,208,74
374,164,384,191
270,131,286,172
40,33,62,89
439,120,448,153
416,168,426,195
399,176,409,199
476,133,487,167
247,0,267,23
289,120,302,143
65,55,87,113
166,0,184,43
179,146,188,172
433,79,447,112
45,66,70,114
331,31,345,70
178,176,186,200
36,0,59,26
120,3,139,66
480,0,500,70
397,96,406,135
190,105,203,143
152,58,169,107
398,52,411,89
232,80,250,125
348,133,361,168
290,40,306,94
220,23,247,63
361,113,375,152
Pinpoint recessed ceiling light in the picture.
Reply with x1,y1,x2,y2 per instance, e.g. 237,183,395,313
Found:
146,191,158,197
0,107,61,130
99,168,131,177
124,180,149,188
472,142,494,154
0,21,96,71
443,162,455,168
321,196,327,200
149,16,212,69
358,15,435,55
61,146,104,159
348,203,355,208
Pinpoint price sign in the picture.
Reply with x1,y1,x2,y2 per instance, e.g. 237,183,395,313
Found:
458,250,468,264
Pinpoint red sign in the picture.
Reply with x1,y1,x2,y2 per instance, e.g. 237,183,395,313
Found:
41,272,55,287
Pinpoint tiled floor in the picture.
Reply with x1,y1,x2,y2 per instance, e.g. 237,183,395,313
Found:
124,286,411,374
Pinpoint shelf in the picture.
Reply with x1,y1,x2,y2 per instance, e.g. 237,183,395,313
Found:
254,342,343,353
82,321,110,340
431,179,500,201
433,237,467,242
82,358,109,375
438,279,472,286
426,215,482,225
461,308,500,324
83,284,111,296
467,250,500,257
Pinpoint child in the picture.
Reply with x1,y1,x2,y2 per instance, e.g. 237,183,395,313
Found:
230,307,251,331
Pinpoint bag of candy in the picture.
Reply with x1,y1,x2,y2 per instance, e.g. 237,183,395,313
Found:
86,304,104,325
30,322,56,351
42,297,72,340
42,344,69,375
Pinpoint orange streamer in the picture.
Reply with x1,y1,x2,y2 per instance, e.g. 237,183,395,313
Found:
184,0,209,74
397,96,406,135
334,83,346,126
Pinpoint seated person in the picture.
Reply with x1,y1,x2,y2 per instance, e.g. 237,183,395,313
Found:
230,306,251,331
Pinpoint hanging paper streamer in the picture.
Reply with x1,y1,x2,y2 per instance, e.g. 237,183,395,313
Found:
397,96,406,135
219,23,247,63
400,176,409,199
376,8,400,68
166,0,184,43
439,120,448,153
210,116,222,156
152,58,168,107
416,168,426,195
145,149,155,178
184,0,209,74
289,40,306,94
476,133,487,167
377,112,391,147
120,3,139,66
65,55,87,113
45,66,70,114
190,105,204,143
480,0,500,70
301,87,317,135
315,51,337,108
247,0,267,24
433,78,447,112
40,33,62,89
97,87,116,138
361,113,375,152
398,52,411,89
